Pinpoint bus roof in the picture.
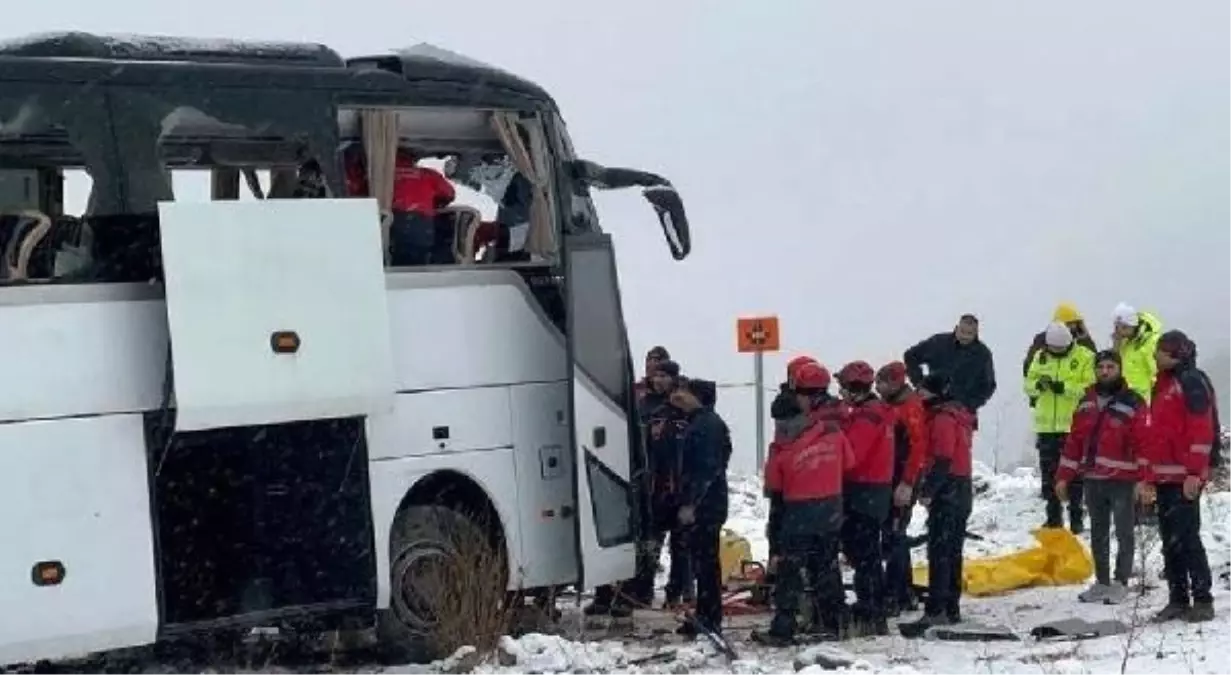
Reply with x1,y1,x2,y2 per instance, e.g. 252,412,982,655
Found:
0,32,556,111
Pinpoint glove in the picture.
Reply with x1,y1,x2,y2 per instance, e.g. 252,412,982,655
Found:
1049,380,1066,394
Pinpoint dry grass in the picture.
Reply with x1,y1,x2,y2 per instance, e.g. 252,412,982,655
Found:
409,510,516,662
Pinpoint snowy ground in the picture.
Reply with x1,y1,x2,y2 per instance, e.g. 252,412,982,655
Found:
448,465,1231,675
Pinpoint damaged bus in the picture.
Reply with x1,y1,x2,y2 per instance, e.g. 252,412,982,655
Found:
0,32,691,665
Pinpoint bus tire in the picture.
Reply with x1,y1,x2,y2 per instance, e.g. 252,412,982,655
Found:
376,505,506,663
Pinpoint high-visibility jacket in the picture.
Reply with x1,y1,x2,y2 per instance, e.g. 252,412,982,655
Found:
1116,311,1162,402
1023,344,1096,434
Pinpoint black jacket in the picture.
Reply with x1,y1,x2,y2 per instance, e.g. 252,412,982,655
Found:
679,406,731,523
904,332,997,414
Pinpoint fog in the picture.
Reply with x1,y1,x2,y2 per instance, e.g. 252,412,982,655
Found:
12,0,1228,472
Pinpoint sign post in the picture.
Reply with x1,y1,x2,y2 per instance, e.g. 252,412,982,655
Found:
737,316,780,474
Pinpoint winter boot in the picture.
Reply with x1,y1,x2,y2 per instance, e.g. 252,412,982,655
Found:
1150,602,1190,623
1078,584,1109,603
1068,511,1084,535
1186,601,1215,623
1101,582,1129,605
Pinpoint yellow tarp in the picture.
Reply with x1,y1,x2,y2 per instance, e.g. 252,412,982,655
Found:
910,528,1093,597
720,529,753,587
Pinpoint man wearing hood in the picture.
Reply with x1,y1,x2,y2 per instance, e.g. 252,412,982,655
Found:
1022,303,1098,376
900,373,976,631
1111,303,1163,402
1054,350,1148,605
903,314,997,427
1024,322,1096,532
1139,330,1216,623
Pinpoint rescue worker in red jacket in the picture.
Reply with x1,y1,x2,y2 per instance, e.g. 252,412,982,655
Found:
875,361,929,614
900,373,975,631
1054,350,1147,605
754,361,854,645
764,355,821,594
835,360,896,636
345,145,457,265
1139,330,1216,623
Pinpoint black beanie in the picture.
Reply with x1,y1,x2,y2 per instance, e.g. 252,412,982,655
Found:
1157,330,1194,359
770,388,803,420
647,345,670,361
653,359,681,378
919,372,951,397
1095,349,1121,367
682,378,717,407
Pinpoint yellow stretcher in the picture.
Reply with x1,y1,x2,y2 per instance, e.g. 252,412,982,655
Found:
911,527,1093,597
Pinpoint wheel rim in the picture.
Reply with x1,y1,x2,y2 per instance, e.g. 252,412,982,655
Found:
390,540,453,632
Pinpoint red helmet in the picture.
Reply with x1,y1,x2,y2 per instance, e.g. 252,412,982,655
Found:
837,360,876,387
786,355,818,381
875,361,908,386
791,362,831,391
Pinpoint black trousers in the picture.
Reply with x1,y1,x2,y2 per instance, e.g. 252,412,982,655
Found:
882,503,914,604
1037,432,1083,527
841,509,886,620
1157,484,1213,605
771,529,844,637
925,479,972,619
632,526,694,602
687,521,723,631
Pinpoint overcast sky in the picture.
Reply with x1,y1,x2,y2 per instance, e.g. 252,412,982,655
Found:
9,0,1228,469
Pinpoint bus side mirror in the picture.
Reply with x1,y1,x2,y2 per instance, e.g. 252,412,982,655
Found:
642,186,690,261
569,159,692,261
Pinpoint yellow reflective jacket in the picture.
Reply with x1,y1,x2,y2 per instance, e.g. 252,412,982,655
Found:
1116,311,1162,402
1024,344,1096,433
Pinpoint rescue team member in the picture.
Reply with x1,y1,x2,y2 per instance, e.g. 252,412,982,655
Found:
671,377,731,637
1024,322,1095,532
900,373,975,631
632,360,693,609
1054,350,1147,605
1022,303,1097,376
764,356,820,596
875,361,928,615
1140,330,1216,624
835,361,896,636
345,144,457,265
754,361,853,645
903,313,997,428
1111,303,1163,401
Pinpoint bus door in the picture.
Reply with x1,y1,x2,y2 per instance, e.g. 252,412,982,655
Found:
564,231,640,590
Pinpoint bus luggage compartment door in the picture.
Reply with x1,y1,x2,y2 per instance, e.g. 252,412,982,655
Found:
0,415,157,665
157,199,395,432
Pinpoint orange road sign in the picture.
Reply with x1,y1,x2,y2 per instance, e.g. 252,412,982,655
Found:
737,316,780,353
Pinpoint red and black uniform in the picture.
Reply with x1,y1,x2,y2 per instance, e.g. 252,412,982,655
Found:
1057,384,1147,484
1144,331,1215,610
902,376,974,627
879,374,928,611
840,395,895,626
761,414,853,642
346,148,457,265
1056,369,1146,588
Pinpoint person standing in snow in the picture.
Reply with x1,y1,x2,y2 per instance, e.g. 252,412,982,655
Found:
632,360,694,609
903,313,997,427
900,373,975,631
1054,350,1148,605
754,362,853,645
671,377,731,637
1022,303,1098,376
875,361,929,614
835,360,896,636
1024,322,1096,532
1139,330,1216,623
1111,302,1163,402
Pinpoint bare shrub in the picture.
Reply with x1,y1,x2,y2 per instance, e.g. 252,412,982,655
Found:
399,509,516,663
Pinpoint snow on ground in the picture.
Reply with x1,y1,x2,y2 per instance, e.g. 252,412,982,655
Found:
436,465,1231,674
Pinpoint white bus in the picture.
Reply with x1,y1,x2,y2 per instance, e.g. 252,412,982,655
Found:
0,32,692,665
